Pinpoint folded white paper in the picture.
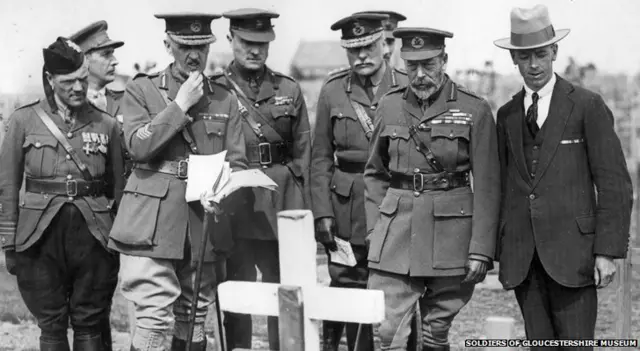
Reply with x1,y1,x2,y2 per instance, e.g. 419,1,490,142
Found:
329,237,357,267
185,151,228,202
210,169,278,203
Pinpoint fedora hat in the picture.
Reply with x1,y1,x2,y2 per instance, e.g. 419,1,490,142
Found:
494,4,569,50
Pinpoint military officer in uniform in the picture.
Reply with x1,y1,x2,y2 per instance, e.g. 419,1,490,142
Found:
310,13,408,351
0,37,124,351
353,10,406,62
70,20,134,180
364,28,500,350
210,8,311,350
69,21,126,351
108,13,248,351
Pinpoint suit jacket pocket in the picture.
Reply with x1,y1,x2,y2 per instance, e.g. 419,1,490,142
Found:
16,192,55,247
110,178,169,246
432,192,473,269
576,214,596,235
330,170,354,240
368,192,400,263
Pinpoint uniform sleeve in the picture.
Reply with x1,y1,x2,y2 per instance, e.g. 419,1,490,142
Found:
363,107,391,232
468,101,501,259
106,119,124,208
291,83,312,209
224,95,248,172
122,79,192,162
0,113,25,250
309,84,335,219
584,94,633,258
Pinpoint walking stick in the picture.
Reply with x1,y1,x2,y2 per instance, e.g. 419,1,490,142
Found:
186,214,226,351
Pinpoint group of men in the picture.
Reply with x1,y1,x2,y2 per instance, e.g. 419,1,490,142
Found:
0,3,633,351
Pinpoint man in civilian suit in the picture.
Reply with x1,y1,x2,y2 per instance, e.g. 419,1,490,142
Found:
494,5,633,347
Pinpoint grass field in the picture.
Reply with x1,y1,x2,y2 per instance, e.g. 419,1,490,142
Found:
1,249,638,350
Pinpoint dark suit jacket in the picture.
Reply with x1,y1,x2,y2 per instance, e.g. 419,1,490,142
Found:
496,75,633,289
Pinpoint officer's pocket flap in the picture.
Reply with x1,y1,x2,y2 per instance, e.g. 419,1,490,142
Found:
379,193,400,216
431,125,470,141
128,177,170,198
433,192,473,217
330,171,353,197
330,107,356,120
204,120,227,137
271,105,296,119
23,134,58,148
576,215,596,234
380,125,410,140
83,196,112,213
20,192,55,210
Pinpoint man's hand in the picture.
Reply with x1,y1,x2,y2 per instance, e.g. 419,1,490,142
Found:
200,192,224,216
5,249,16,275
594,255,616,289
462,258,488,284
315,217,338,252
174,71,204,113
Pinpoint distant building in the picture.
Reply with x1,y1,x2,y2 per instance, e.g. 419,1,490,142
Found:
289,40,349,81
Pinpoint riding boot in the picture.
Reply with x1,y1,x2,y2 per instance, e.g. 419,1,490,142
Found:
72,333,103,351
322,321,344,351
351,323,374,351
100,317,114,351
40,337,71,351
171,337,208,351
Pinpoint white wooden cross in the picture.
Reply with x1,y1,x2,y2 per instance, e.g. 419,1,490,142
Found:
217,209,386,351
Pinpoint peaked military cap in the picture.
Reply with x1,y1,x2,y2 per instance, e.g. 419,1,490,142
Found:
43,37,86,75
154,12,221,45
223,8,280,43
331,13,389,49
393,27,453,60
353,11,406,39
69,20,124,53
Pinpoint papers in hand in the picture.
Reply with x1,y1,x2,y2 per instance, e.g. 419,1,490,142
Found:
184,151,277,203
329,237,357,267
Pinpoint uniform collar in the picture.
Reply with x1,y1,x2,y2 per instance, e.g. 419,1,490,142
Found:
523,72,556,98
230,60,267,86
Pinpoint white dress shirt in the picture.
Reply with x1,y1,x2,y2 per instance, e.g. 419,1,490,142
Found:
87,87,108,111
523,73,556,128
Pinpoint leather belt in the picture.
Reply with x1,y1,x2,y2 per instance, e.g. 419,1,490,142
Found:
337,160,367,174
134,159,189,179
247,142,292,168
389,171,470,192
25,178,105,197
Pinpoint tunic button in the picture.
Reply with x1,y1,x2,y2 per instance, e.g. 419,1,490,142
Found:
530,173,535,178
67,132,73,138
413,191,420,197
414,168,420,173
254,103,259,107
460,209,465,214
416,146,421,151
331,185,336,189
67,174,73,180
338,113,343,117
529,194,536,200
532,160,538,164
449,132,454,138
392,132,397,137
533,145,540,150
35,142,42,148
67,196,74,201
66,155,71,160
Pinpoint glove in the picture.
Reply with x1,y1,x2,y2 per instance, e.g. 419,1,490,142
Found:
5,249,17,276
315,217,338,252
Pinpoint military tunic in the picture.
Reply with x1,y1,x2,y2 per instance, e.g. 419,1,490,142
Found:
108,64,248,263
211,63,311,240
311,63,408,246
103,88,135,181
364,76,501,277
0,99,124,251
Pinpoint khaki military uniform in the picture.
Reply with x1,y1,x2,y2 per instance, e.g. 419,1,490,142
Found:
364,76,500,349
109,63,248,334
211,62,311,350
311,63,408,351
103,88,135,181
0,99,124,345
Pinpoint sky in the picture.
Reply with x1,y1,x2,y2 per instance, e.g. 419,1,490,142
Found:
2,0,640,94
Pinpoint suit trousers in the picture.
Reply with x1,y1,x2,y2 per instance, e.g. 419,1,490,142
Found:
224,238,280,350
14,203,119,343
368,269,474,350
514,251,597,350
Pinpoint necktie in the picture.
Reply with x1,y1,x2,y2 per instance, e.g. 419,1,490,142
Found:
90,90,107,111
364,78,375,102
248,78,260,95
526,92,540,137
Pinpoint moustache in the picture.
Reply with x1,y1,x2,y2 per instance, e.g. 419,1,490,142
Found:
411,77,436,88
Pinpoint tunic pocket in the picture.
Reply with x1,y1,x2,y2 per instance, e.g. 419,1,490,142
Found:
202,119,227,151
109,178,169,246
368,193,400,263
23,134,58,178
15,192,55,247
330,170,354,239
432,191,473,269
430,125,471,169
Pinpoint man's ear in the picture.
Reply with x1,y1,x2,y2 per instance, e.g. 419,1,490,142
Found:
551,44,558,62
163,39,173,57
45,71,54,89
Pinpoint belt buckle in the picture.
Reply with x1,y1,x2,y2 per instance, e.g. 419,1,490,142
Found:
177,160,189,179
258,142,272,166
412,173,424,192
66,179,78,197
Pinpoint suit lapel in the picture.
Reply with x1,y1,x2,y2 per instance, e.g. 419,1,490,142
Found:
505,89,532,184
531,77,574,189
106,91,120,117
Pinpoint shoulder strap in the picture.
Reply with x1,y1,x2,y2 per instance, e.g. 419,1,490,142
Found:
348,98,374,140
223,74,284,143
153,79,200,155
32,104,94,180
401,109,446,173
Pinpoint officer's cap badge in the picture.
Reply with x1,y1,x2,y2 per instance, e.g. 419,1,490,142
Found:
352,22,365,36
190,21,202,33
411,36,424,49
